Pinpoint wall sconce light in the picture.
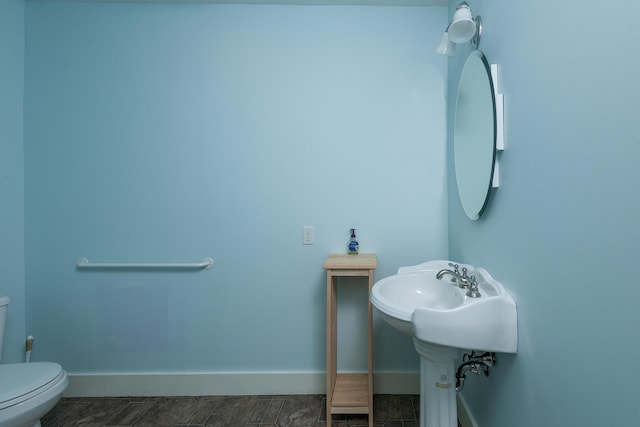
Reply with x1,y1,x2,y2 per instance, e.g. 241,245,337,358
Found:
436,2,482,56
435,26,456,56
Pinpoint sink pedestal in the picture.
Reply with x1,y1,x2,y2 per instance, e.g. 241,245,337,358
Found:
413,338,460,427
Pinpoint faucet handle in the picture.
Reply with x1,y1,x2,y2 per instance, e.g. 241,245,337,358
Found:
466,276,481,298
448,263,460,275
456,268,470,289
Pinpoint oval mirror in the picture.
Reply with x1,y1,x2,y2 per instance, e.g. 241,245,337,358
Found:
454,50,496,220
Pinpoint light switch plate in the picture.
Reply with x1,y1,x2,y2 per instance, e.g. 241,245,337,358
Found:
303,226,314,245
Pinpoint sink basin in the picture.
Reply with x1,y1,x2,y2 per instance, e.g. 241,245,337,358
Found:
370,260,517,353
370,271,465,336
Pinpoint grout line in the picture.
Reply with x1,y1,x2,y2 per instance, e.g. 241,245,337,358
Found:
257,396,271,425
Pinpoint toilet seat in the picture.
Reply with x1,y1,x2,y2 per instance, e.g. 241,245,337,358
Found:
0,362,65,410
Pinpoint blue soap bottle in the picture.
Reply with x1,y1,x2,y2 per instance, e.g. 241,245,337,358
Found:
347,228,359,255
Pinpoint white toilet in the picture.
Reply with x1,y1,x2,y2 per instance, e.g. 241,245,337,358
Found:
0,295,68,427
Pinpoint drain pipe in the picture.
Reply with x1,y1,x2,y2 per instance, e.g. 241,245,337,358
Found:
455,351,496,392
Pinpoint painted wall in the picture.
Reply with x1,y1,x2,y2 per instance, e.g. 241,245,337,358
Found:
447,0,640,425
0,0,26,364
23,2,448,376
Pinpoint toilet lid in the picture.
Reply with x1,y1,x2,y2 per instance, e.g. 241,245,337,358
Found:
0,362,63,408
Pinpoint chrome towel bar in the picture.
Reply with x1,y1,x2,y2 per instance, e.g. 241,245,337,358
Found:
76,257,214,270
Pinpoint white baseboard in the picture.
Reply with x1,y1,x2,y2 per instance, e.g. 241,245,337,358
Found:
64,371,420,397
457,393,478,427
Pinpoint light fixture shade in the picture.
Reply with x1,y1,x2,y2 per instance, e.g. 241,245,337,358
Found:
448,5,476,43
435,32,456,56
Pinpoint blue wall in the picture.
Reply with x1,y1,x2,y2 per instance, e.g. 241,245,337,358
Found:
7,0,638,423
447,0,640,425
0,0,25,364
23,2,447,374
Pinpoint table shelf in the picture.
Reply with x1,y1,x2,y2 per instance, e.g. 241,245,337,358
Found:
323,254,377,427
331,373,369,412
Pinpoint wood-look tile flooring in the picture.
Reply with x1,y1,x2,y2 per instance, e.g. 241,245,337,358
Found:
41,394,422,427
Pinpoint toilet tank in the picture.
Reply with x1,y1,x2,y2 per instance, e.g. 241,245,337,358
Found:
0,295,9,363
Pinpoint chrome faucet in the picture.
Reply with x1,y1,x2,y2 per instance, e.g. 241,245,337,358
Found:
436,265,470,288
436,265,482,298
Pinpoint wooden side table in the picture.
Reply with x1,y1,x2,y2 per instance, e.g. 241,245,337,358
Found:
323,254,377,427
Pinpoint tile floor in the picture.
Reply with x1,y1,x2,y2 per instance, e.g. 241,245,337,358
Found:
41,394,426,427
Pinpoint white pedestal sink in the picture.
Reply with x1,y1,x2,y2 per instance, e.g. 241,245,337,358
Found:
370,260,517,427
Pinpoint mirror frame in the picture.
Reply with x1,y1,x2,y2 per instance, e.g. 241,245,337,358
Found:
453,50,497,220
